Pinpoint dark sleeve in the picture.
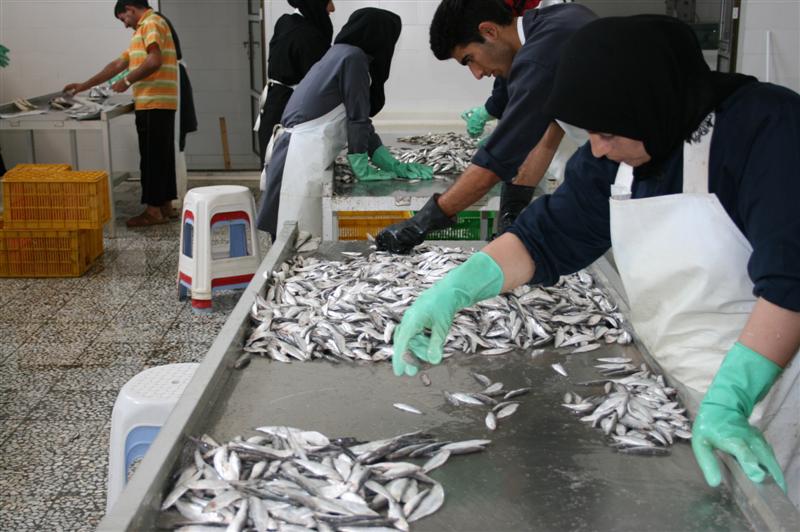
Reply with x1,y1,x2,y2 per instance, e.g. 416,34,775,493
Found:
339,51,374,154
737,98,800,311
293,31,329,77
471,59,554,182
507,144,616,286
484,77,509,119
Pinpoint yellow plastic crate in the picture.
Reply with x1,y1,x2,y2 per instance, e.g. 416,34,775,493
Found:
0,219,95,277
4,163,72,177
2,169,110,230
337,210,413,241
85,227,105,262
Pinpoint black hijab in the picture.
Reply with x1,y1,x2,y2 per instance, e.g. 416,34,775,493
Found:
334,8,402,117
288,0,333,43
544,15,756,178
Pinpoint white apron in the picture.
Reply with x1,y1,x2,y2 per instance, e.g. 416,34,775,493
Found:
269,103,348,236
609,116,800,506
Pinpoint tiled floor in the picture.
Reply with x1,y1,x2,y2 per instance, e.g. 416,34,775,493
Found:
0,179,266,531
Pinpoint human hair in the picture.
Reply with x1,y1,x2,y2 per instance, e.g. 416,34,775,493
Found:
114,0,150,16
429,0,513,60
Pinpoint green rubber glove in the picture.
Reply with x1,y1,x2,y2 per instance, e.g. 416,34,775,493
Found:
0,44,10,68
460,105,495,138
392,252,504,376
347,152,395,181
371,146,434,180
691,342,786,492
110,69,130,85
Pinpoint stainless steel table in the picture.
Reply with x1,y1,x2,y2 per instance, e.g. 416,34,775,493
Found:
0,92,135,237
99,224,800,531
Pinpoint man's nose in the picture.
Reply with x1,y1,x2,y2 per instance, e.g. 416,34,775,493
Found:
468,63,484,80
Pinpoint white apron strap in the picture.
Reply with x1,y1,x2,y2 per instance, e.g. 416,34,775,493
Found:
611,163,634,199
683,113,714,194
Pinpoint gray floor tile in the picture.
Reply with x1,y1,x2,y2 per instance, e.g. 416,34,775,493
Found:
79,341,154,368
0,354,61,390
30,319,105,348
37,494,106,532
162,319,226,345
0,387,48,420
0,320,43,351
49,365,145,392
0,490,53,532
0,418,24,444
14,342,87,369
94,319,173,343
27,390,117,421
145,341,213,366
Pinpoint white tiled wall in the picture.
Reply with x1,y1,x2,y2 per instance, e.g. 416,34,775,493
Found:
0,0,140,172
738,0,800,92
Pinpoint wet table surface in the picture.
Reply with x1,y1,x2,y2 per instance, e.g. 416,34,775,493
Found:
188,243,751,532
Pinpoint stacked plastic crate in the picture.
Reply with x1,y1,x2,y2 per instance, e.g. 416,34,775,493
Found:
0,164,109,277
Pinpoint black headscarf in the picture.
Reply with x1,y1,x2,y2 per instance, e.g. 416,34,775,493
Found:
288,0,334,43
544,15,756,178
334,8,402,117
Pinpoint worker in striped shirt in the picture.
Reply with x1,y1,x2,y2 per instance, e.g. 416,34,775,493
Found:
64,0,178,227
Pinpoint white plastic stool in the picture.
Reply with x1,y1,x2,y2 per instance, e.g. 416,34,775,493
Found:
106,363,198,512
178,185,260,312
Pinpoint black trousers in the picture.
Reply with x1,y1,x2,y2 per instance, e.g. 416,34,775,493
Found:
135,109,177,206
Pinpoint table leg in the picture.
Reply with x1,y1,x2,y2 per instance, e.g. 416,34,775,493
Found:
69,131,79,169
101,120,117,237
29,131,37,163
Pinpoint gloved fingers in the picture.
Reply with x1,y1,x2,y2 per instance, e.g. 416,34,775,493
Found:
716,437,767,484
392,311,429,375
749,436,787,492
408,335,431,361
692,437,723,487
460,109,472,122
426,321,450,365
409,164,434,180
466,124,484,138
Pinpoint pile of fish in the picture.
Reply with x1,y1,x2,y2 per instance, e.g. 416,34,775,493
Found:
334,132,478,183
244,245,631,365
561,357,692,454
445,372,530,432
159,426,490,530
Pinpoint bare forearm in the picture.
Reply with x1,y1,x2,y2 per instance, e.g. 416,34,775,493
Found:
437,164,500,216
127,51,161,84
738,297,800,368
513,122,565,187
79,58,128,91
482,233,535,292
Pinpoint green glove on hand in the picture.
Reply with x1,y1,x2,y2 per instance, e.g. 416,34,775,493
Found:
460,105,494,138
0,44,10,68
691,342,786,492
347,152,395,182
392,252,504,376
371,146,434,180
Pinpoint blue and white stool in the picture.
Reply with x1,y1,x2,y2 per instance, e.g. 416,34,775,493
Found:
106,363,198,512
178,185,260,312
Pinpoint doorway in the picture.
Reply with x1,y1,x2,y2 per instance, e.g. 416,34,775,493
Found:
160,0,266,171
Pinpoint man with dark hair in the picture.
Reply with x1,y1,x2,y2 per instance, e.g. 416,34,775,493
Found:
64,0,179,227
376,0,595,254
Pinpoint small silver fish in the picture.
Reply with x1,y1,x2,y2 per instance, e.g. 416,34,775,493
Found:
393,403,423,415
551,363,568,377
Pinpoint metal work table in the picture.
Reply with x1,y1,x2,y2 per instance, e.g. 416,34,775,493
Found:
322,132,508,240
99,225,800,531
0,92,135,237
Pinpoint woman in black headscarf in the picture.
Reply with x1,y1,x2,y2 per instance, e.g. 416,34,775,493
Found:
255,8,433,239
388,15,800,507
255,0,335,164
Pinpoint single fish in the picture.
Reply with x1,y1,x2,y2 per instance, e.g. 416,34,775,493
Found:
393,403,423,415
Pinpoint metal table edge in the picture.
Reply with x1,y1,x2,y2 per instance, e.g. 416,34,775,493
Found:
97,223,299,531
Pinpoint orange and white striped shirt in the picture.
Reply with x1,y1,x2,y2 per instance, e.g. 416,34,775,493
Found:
120,9,178,111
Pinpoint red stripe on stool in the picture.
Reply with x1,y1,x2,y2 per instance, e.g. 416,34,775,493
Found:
210,211,250,225
191,299,212,309
179,272,192,284
211,273,254,288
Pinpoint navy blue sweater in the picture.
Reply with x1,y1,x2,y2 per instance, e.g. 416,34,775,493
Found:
508,82,800,312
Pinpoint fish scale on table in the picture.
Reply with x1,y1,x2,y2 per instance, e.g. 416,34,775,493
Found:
159,427,489,530
245,245,631,365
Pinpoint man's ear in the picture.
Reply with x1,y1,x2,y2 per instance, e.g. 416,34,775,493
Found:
477,21,500,42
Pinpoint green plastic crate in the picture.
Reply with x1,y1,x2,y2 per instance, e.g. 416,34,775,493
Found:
417,210,496,240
